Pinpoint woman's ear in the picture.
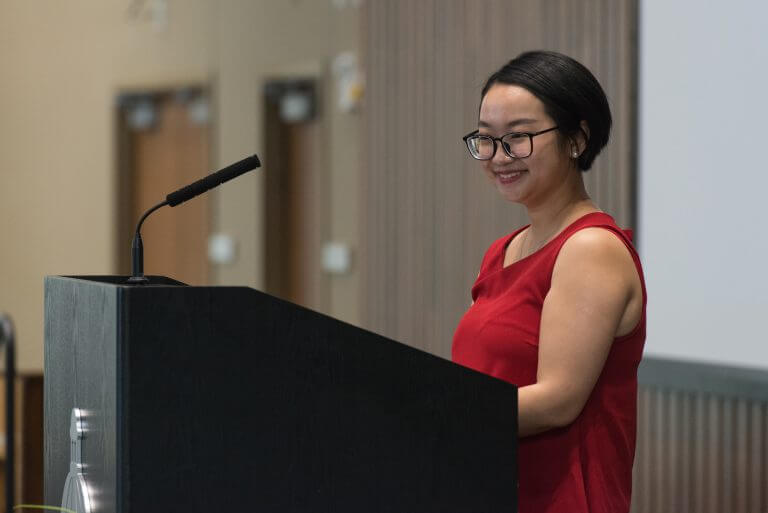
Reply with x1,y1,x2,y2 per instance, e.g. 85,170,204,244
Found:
570,120,590,158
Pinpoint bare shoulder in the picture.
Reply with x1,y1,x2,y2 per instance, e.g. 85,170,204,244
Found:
552,226,639,298
556,227,635,271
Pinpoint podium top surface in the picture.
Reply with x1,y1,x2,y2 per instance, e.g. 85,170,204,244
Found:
52,275,188,287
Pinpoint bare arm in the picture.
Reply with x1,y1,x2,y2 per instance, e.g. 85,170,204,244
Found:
517,228,640,437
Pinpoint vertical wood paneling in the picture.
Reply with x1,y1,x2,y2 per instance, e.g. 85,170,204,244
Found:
363,0,638,357
632,386,768,513
667,391,679,511
696,394,708,513
734,399,748,513
758,403,764,512
681,392,693,513
708,396,721,513
723,398,734,511
635,387,650,513
653,388,665,513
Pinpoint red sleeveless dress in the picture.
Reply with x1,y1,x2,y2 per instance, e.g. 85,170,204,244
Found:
452,212,646,513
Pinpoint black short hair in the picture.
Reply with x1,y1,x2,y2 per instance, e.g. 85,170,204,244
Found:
481,51,611,171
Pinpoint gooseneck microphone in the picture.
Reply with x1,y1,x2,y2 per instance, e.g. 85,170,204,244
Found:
128,154,261,284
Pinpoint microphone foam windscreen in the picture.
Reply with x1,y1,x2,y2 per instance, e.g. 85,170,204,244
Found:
166,154,261,207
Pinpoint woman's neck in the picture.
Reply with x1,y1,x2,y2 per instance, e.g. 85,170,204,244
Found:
525,177,598,244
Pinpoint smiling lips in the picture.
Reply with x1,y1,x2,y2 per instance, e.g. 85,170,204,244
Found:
494,169,527,184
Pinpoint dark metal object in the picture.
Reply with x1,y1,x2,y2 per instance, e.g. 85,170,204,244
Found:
0,314,15,513
127,200,168,284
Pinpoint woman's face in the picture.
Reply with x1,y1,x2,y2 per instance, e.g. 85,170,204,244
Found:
477,84,575,207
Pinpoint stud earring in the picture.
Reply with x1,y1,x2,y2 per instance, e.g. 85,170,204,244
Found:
572,151,579,158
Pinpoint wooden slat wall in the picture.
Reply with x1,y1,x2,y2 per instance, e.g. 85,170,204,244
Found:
633,386,768,513
362,0,637,357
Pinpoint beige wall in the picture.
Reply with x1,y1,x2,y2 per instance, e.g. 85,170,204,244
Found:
0,1,361,372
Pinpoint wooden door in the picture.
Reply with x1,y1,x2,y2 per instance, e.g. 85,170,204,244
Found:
263,80,328,312
117,90,211,285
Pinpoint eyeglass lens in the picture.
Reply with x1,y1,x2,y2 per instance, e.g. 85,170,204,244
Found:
467,134,531,159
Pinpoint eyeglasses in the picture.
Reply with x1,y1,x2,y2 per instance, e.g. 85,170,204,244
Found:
462,126,559,160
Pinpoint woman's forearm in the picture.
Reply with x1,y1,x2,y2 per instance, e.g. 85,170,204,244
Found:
517,382,581,437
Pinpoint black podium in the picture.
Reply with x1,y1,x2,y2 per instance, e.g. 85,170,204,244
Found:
44,276,517,512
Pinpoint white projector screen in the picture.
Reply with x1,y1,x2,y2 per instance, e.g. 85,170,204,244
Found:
639,0,768,369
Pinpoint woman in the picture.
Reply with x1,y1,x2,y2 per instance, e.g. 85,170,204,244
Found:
452,51,646,513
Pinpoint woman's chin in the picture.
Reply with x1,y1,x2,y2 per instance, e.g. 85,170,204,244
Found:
495,177,528,203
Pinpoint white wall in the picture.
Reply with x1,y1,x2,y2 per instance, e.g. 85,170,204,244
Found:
639,0,768,369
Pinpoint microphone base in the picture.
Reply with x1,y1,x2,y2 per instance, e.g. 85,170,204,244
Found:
126,275,149,285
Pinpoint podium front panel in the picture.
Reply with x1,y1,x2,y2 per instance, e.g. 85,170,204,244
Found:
45,276,517,513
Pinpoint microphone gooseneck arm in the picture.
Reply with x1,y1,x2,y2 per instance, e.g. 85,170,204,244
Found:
128,200,169,284
127,154,261,284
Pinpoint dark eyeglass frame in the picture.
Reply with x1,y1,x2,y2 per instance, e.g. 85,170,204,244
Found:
462,126,559,160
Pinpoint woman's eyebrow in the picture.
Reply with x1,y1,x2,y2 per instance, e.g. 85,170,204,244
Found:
478,118,538,129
